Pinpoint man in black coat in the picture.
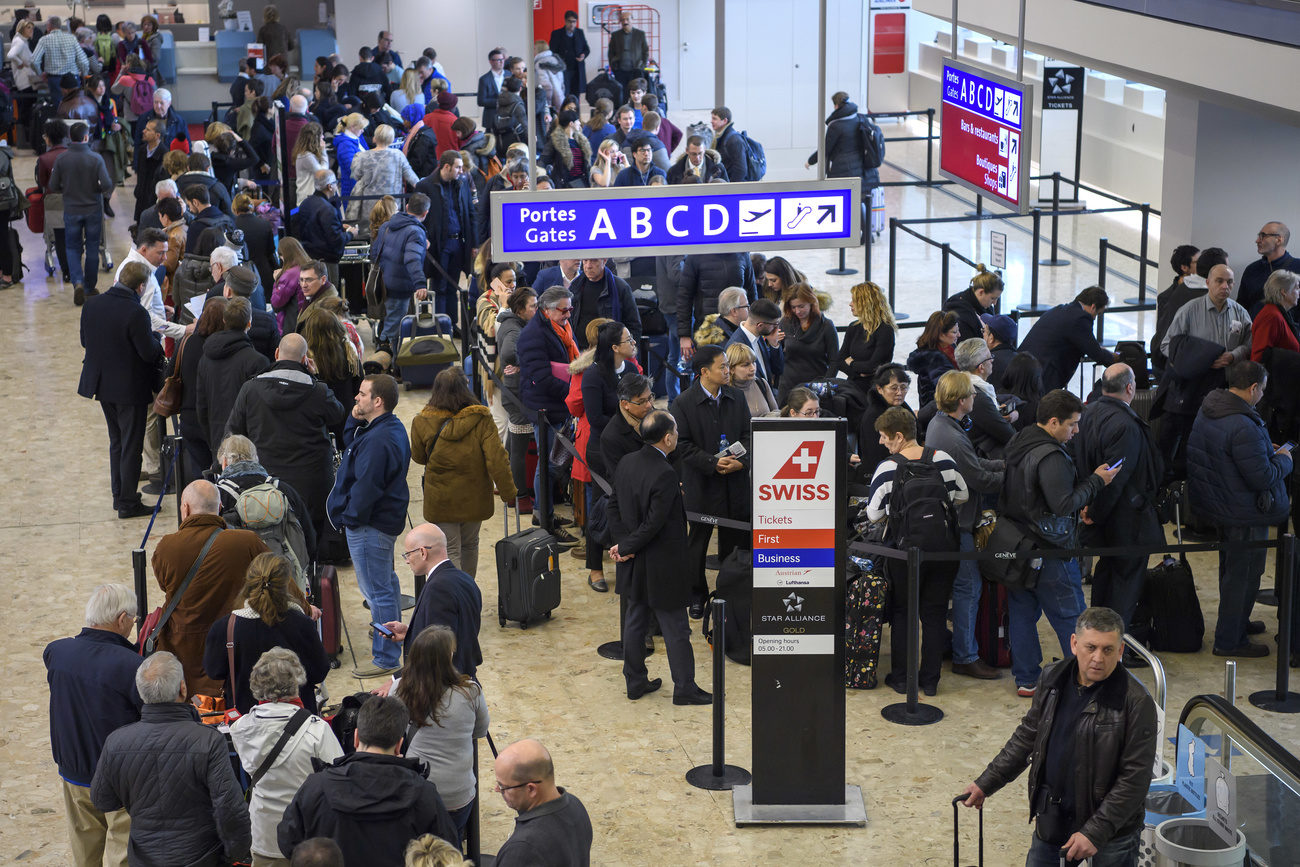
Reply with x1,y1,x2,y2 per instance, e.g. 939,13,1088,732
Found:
220,266,280,364
709,107,748,183
982,313,1018,389
609,411,711,704
132,118,167,224
549,11,589,99
277,696,457,864
805,93,879,193
1239,222,1299,314
78,260,164,518
670,345,752,618
176,153,233,217
183,184,236,257
196,297,271,458
1018,286,1118,392
569,258,643,350
382,523,483,679
294,170,357,271
678,249,758,352
601,374,656,478
1076,364,1164,640
415,152,476,313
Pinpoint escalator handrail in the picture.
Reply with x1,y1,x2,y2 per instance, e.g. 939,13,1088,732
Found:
1177,693,1300,791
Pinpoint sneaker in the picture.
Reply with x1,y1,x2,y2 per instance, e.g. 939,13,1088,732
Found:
552,526,580,548
352,664,399,679
73,284,84,306
533,514,573,528
1016,685,1037,698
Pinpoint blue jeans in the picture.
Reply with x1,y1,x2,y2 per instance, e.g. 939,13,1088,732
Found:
447,800,474,846
663,312,681,400
1008,557,1086,688
64,210,103,291
952,532,983,665
381,294,411,349
1215,524,1268,651
346,525,402,669
1026,828,1140,867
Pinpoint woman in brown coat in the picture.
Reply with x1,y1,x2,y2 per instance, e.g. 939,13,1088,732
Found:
411,368,518,579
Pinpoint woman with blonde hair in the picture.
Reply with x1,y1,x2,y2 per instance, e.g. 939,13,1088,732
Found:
317,296,364,361
202,554,327,715
291,121,327,205
405,834,472,867
333,112,369,203
589,138,625,188
271,75,300,108
397,625,490,844
299,307,361,445
346,124,420,222
727,342,778,417
837,280,897,391
390,68,427,113
778,283,839,404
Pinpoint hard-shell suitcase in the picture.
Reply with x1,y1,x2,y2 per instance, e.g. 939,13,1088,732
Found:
845,557,887,688
868,185,885,240
495,503,561,628
310,562,344,664
396,298,457,389
976,577,1012,668
1115,340,1151,389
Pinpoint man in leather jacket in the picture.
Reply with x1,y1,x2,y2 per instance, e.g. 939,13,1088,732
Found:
960,607,1158,867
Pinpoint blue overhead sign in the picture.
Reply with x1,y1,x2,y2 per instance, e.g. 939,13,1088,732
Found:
491,179,861,262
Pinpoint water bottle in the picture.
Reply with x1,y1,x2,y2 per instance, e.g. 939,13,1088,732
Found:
676,356,692,375
719,434,729,455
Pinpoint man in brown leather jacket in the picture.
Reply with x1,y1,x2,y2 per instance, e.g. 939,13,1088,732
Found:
960,607,1157,867
56,72,100,140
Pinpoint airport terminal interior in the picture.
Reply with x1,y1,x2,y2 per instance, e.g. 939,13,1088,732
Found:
4,0,1300,864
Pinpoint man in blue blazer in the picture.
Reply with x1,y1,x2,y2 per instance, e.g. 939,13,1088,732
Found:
78,260,165,518
379,523,482,682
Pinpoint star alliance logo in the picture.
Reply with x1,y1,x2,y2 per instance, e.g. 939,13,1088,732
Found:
783,592,804,613
1049,69,1075,95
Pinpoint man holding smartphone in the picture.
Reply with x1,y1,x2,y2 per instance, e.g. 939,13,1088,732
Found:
1075,363,1164,652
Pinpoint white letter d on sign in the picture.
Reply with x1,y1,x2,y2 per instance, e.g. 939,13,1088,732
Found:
704,204,728,235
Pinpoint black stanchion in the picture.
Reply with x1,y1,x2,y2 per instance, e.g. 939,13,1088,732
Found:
886,218,907,320
1095,239,1116,347
925,109,935,183
132,548,148,635
597,595,654,660
964,194,983,219
881,548,943,726
1250,533,1300,713
1038,173,1070,267
686,598,752,790
1017,209,1049,313
826,246,858,277
864,199,873,283
940,243,951,303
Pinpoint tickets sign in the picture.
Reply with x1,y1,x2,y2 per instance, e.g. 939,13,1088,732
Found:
940,60,1034,214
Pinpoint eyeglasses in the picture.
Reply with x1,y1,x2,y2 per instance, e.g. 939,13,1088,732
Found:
794,408,820,418
881,383,907,393
1258,232,1282,240
618,338,636,346
628,395,654,406
494,780,539,793
401,546,428,562
554,306,573,315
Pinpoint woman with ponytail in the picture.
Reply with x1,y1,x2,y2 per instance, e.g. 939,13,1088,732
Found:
202,553,329,714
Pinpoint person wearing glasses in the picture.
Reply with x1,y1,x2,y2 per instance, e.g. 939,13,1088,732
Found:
857,363,914,475
714,287,750,342
492,739,593,865
726,342,777,417
1239,222,1299,314
779,387,821,419
567,257,643,351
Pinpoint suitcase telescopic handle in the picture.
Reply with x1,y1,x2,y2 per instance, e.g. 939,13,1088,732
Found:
951,794,983,867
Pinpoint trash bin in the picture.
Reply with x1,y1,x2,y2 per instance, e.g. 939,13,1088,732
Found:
1154,818,1247,867
1138,787,1206,867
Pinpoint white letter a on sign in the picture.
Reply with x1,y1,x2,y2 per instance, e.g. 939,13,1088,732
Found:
590,209,617,241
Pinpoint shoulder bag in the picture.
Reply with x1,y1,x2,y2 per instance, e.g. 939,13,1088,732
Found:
244,706,313,802
139,528,223,656
152,334,190,418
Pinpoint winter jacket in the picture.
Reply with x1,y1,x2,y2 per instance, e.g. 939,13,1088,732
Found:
346,147,420,222
665,148,729,185
203,606,330,715
517,313,575,422
569,266,643,349
47,141,113,215
857,389,914,477
1187,388,1293,527
975,659,1158,851
837,320,896,390
178,170,234,217
277,753,458,864
944,286,993,344
196,329,271,453
418,108,458,161
411,404,516,523
967,375,1017,459
212,139,260,194
777,315,839,404
619,129,670,171
271,266,306,332
327,411,411,536
999,424,1104,549
1075,395,1165,549
1240,251,1300,314
534,49,567,109
907,346,957,408
461,129,499,174
225,361,349,527
1151,334,1225,419
712,121,747,183
541,126,593,187
678,252,758,336
44,628,143,787
91,702,252,867
371,211,428,299
334,131,365,202
806,99,878,190
493,90,527,144
349,61,388,97
294,192,353,263
1251,302,1300,362
497,309,529,423
565,351,598,484
416,171,476,280
924,412,1004,530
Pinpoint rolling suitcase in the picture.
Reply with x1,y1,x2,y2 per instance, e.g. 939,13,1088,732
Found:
1114,340,1151,389
845,558,887,688
976,578,1012,668
866,186,885,241
310,562,344,665
1138,502,1205,653
495,503,561,628
396,298,458,389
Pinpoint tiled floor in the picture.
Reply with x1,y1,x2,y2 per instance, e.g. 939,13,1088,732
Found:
3,131,1298,866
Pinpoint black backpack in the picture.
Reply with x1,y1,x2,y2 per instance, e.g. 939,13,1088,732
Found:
857,114,886,170
0,146,20,217
407,126,439,178
735,129,766,181
886,448,959,552
702,548,753,665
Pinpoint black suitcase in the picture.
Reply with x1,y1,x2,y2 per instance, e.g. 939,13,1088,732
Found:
975,577,1012,668
495,504,562,628
29,96,57,155
585,72,622,109
1114,340,1151,389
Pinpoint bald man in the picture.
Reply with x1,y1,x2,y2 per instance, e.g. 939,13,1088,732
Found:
378,523,482,686
149,481,270,695
1239,221,1300,313
1075,364,1164,649
493,739,592,867
225,333,349,542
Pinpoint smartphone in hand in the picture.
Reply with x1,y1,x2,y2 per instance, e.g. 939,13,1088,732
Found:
1109,457,1125,471
371,621,396,639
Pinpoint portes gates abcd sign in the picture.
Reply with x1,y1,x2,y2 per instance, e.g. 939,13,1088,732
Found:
940,60,1034,214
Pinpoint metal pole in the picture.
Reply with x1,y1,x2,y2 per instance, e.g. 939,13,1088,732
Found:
1224,660,1236,706
527,0,536,191
905,547,921,713
926,109,935,183
816,0,826,183
685,598,751,789
1017,209,1043,312
1015,0,1027,82
1039,172,1069,267
865,201,873,282
1098,238,1108,292
536,418,552,534
1249,533,1300,713
466,739,480,860
951,0,958,60
133,548,147,635
940,243,951,303
1138,204,1150,303
887,218,898,310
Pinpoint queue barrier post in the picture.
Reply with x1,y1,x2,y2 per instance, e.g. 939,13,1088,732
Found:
1250,533,1300,713
133,548,148,635
864,201,873,283
1017,209,1049,312
826,245,857,277
940,243,951,303
1137,204,1151,303
925,109,935,184
881,547,943,726
1039,173,1070,267
686,598,752,790
887,217,898,314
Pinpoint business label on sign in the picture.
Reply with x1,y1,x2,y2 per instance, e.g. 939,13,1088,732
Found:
491,179,860,262
940,60,1033,214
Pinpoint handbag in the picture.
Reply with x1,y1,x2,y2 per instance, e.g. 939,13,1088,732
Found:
139,528,224,656
152,333,190,417
979,517,1040,591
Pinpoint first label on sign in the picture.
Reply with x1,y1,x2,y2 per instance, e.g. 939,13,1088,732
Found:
491,179,861,262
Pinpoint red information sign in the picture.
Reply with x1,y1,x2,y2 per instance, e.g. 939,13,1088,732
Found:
939,60,1033,214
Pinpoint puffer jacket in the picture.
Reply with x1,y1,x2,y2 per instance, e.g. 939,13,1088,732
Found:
1187,388,1293,527
944,286,993,344
196,329,271,453
534,49,567,108
333,131,365,202
91,702,252,867
806,99,878,188
229,703,343,859
346,147,420,222
496,309,529,423
517,312,576,421
678,252,757,337
462,129,498,174
294,192,352,264
371,211,428,299
975,659,1158,851
493,90,527,142
999,423,1105,548
906,346,956,408
411,404,517,523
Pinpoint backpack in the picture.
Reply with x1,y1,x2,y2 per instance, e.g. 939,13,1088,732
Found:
736,129,766,182
886,448,959,552
701,548,753,664
857,114,886,170
406,126,439,178
482,154,503,180
0,148,20,217
172,253,215,323
94,32,114,67
130,75,157,118
686,121,714,149
220,478,310,592
328,692,374,756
